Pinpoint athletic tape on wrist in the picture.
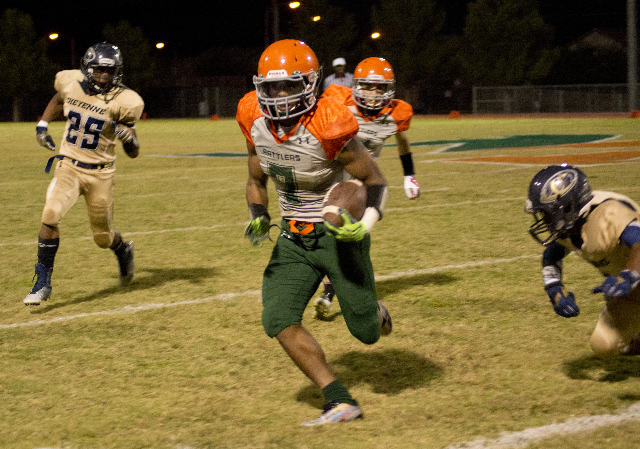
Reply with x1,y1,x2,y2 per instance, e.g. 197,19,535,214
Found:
360,207,380,232
542,265,562,288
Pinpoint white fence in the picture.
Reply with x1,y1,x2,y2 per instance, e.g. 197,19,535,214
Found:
472,84,639,114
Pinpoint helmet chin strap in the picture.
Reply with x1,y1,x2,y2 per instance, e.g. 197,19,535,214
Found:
578,203,591,218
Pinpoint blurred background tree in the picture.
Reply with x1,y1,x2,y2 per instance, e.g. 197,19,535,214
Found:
282,0,360,74
102,21,155,98
0,0,632,119
370,0,458,107
461,0,560,85
0,9,57,122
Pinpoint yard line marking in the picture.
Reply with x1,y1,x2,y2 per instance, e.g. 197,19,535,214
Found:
120,187,241,198
0,290,262,330
1,195,526,247
375,254,539,281
387,186,451,192
0,224,246,247
386,197,526,212
444,402,640,449
0,255,539,330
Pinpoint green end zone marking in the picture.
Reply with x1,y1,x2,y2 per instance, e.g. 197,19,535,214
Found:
150,153,247,158
153,134,616,157
385,134,616,152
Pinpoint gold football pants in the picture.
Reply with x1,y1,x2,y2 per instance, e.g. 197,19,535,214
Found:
590,289,640,359
42,158,117,248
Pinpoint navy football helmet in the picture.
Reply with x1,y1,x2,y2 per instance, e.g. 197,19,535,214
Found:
81,42,123,94
525,164,593,246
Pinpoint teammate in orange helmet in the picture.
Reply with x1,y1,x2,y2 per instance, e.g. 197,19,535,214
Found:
237,40,392,426
315,57,420,319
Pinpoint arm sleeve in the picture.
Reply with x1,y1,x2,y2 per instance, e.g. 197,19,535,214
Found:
621,222,640,247
542,241,567,267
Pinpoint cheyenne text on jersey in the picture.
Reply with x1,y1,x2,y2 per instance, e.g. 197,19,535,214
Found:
66,97,107,115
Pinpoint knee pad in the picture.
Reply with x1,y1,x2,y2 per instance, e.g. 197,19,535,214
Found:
346,314,380,345
590,333,621,360
41,206,62,228
93,231,113,249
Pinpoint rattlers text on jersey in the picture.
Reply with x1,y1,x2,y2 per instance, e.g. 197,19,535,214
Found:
322,84,412,159
55,70,144,166
237,91,358,222
555,191,640,277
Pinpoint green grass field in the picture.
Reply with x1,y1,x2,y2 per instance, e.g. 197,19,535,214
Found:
2,116,640,448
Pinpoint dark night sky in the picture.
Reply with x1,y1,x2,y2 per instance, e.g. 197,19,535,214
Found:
1,0,631,58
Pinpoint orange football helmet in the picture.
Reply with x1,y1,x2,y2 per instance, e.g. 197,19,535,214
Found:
254,39,322,120
352,57,395,111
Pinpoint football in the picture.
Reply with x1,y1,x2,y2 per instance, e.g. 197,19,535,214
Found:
322,180,367,227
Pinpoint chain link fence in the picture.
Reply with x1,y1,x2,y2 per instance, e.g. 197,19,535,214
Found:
472,84,639,114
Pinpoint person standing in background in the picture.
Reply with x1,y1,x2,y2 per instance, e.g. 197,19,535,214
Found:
322,57,353,91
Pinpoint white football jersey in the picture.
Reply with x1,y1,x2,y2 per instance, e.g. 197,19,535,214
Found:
237,92,359,222
54,70,144,165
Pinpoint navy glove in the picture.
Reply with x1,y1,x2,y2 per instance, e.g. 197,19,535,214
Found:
36,126,55,151
593,270,640,297
546,284,579,317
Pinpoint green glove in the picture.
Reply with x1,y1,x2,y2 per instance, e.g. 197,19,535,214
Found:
244,215,270,247
323,209,368,242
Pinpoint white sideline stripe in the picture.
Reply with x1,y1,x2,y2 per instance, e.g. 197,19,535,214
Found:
1,255,540,330
0,291,261,330
0,224,245,247
444,402,640,449
2,196,524,247
374,254,539,282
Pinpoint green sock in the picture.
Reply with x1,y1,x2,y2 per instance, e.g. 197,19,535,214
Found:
322,380,356,406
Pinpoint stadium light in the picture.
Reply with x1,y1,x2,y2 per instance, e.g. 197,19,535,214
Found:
48,33,76,69
289,2,300,8
371,32,381,39
156,43,165,49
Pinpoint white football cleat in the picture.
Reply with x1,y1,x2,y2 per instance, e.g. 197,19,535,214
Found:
301,402,363,426
24,263,52,306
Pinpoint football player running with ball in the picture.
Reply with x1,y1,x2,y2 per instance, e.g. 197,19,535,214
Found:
24,42,144,306
314,57,420,319
237,40,392,426
525,164,640,359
